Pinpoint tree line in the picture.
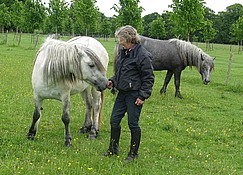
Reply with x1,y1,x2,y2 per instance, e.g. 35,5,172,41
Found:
0,0,243,44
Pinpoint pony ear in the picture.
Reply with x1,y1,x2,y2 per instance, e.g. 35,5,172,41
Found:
201,54,204,61
74,45,78,53
74,45,85,57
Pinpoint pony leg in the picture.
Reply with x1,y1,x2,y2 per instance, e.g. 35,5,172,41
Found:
174,71,183,98
27,97,42,140
89,89,102,139
61,94,72,147
160,70,173,94
79,88,92,134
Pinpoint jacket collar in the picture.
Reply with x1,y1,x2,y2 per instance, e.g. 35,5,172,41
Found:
122,44,141,58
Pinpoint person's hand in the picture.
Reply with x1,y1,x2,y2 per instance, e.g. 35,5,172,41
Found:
135,98,144,106
107,80,113,89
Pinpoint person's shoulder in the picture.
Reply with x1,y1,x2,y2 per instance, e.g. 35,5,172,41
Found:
135,44,145,52
139,45,151,57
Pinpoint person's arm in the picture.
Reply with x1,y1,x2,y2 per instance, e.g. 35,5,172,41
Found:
138,52,155,100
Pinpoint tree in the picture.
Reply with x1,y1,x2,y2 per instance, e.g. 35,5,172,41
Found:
47,0,68,34
201,19,217,50
214,3,243,44
22,0,46,33
0,0,15,7
162,11,175,39
69,0,84,35
204,6,217,21
82,0,99,35
71,0,99,35
109,17,118,37
11,0,24,33
142,12,161,37
99,14,112,38
112,0,143,33
231,16,243,53
0,3,11,33
149,17,165,39
170,0,205,41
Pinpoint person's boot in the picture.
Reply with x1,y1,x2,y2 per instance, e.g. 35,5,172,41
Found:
125,128,141,162
104,127,121,156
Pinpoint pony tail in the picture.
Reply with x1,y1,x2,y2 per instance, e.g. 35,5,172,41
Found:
98,92,104,125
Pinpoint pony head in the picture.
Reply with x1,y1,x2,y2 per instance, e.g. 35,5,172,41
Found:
199,53,215,85
39,38,108,92
74,45,108,91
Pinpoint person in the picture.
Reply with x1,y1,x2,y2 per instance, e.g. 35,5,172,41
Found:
104,25,154,162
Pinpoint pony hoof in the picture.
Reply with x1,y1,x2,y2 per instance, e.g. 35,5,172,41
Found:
65,141,72,147
175,94,183,99
79,126,91,134
26,133,35,140
88,130,98,139
160,89,166,94
88,134,97,139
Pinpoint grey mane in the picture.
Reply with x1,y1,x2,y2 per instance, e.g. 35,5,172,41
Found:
169,39,213,71
84,47,106,74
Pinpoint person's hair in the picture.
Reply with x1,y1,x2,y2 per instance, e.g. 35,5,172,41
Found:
115,25,140,44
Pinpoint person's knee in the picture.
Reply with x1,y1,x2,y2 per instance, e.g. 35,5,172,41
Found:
110,118,120,128
128,122,140,130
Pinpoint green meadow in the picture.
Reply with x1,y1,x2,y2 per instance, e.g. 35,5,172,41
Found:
0,34,242,175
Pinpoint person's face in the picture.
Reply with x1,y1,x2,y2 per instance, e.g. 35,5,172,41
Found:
118,37,132,49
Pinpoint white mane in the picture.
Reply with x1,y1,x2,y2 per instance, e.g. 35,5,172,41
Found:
40,37,84,84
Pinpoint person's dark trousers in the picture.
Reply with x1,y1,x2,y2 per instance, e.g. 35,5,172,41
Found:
110,91,142,129
125,128,141,162
104,127,121,156
106,90,142,158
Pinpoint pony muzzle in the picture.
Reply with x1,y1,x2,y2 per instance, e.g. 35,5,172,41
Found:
95,79,109,91
203,78,210,85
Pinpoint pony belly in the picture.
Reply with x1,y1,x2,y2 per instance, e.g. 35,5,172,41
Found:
33,84,70,101
35,89,62,101
70,81,90,95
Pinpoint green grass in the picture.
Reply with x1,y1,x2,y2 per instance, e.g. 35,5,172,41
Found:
0,33,242,175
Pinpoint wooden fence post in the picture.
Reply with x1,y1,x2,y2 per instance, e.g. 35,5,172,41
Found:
2,30,8,44
225,46,233,85
34,34,39,48
31,34,39,48
17,33,22,46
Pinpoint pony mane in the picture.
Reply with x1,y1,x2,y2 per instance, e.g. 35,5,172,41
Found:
84,47,106,74
42,38,83,85
37,37,106,85
67,36,84,43
67,36,106,74
169,39,213,71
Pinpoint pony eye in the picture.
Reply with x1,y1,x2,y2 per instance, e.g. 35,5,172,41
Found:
88,63,95,68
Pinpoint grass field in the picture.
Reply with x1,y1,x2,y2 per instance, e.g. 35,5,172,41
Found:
0,33,242,175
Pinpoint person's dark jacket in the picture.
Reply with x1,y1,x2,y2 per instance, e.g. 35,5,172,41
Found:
110,43,154,100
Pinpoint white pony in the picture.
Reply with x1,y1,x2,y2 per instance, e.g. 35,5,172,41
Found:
27,36,109,146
